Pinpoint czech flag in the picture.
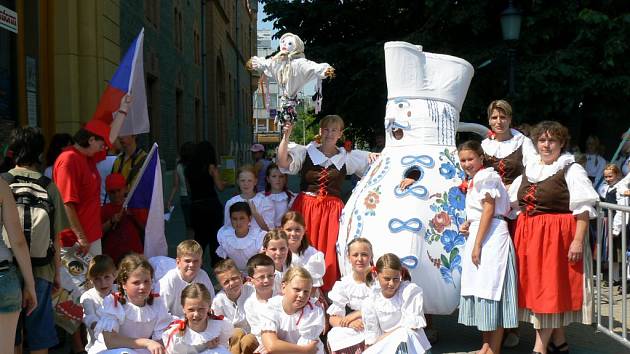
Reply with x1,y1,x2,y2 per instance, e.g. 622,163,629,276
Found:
124,143,167,258
91,28,149,142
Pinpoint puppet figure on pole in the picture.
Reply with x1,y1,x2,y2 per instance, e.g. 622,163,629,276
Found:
247,33,335,125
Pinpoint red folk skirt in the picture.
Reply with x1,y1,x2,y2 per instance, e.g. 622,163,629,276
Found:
514,212,583,314
291,192,343,292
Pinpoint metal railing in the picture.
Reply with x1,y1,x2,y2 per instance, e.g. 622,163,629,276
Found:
595,201,630,349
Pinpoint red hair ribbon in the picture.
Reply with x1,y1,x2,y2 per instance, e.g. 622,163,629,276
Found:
344,140,352,152
487,130,496,140
149,292,160,298
459,179,469,194
209,310,224,321
113,292,124,307
166,319,187,347
371,265,378,273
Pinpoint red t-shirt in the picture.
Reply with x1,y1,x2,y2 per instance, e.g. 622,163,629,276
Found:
54,146,102,246
101,203,146,263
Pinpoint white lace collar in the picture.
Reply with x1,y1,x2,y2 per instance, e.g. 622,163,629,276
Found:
525,153,575,183
369,281,412,314
306,142,347,170
481,129,525,158
261,191,293,202
340,275,371,298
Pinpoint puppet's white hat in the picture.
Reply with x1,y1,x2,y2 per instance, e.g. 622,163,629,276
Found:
384,41,474,112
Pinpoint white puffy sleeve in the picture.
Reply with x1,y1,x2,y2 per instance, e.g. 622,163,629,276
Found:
361,295,382,345
345,149,371,176
297,303,325,344
294,58,331,82
215,226,231,259
80,292,100,329
279,143,307,175
521,137,538,166
566,164,599,217
400,283,427,330
250,56,275,77
259,301,280,333
151,297,175,340
302,248,326,288
613,183,630,235
93,295,125,337
326,280,349,316
474,170,503,202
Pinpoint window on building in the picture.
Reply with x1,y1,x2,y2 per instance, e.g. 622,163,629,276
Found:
174,6,183,51
146,74,160,142
193,29,201,65
176,88,184,148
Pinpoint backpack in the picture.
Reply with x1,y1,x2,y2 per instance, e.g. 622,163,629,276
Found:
1,173,55,266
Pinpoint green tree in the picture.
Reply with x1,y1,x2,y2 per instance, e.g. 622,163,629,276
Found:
260,0,630,154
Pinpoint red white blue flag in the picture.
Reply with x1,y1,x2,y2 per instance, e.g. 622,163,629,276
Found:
124,143,167,258
92,28,149,142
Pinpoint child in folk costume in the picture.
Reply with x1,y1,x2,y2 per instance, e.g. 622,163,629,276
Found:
81,255,117,352
159,240,215,318
88,254,173,354
281,211,326,297
326,238,374,354
277,115,378,291
216,202,266,273
211,259,258,354
361,253,431,354
457,140,518,354
261,163,296,228
260,267,326,354
223,165,274,231
243,254,277,353
261,229,292,295
162,283,233,354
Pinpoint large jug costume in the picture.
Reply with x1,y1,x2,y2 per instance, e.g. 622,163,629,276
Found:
338,42,474,314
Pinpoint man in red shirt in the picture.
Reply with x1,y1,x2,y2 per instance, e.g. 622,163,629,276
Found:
54,120,112,255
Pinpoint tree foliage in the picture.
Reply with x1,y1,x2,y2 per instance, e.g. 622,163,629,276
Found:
260,0,630,152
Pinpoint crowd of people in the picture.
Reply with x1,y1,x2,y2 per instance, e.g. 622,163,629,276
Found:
0,98,629,354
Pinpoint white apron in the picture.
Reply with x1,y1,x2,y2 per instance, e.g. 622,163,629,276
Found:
460,218,510,301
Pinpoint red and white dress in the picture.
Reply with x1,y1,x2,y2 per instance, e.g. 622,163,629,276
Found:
511,153,598,328
280,142,370,291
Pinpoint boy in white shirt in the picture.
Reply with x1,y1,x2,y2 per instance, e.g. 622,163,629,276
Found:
244,254,276,350
212,258,258,354
159,240,215,317
80,255,117,352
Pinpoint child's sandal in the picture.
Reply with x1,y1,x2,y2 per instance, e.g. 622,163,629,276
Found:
548,342,569,354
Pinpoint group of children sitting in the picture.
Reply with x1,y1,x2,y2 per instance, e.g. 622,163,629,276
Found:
80,226,432,354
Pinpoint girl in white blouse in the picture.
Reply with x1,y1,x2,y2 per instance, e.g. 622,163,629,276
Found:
457,140,518,354
88,254,173,354
262,229,292,295
361,253,431,354
326,238,374,354
281,211,326,297
260,266,326,354
162,283,233,354
261,164,296,228
223,165,274,231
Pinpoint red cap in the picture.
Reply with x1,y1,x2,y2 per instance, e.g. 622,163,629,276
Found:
106,173,127,191
84,119,112,149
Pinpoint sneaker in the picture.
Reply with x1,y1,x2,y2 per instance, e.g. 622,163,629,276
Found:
503,332,520,348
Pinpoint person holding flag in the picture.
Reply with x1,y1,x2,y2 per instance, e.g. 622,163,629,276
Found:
53,96,131,255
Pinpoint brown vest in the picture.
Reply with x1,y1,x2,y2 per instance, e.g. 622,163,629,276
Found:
300,153,347,197
484,145,524,186
517,163,573,215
